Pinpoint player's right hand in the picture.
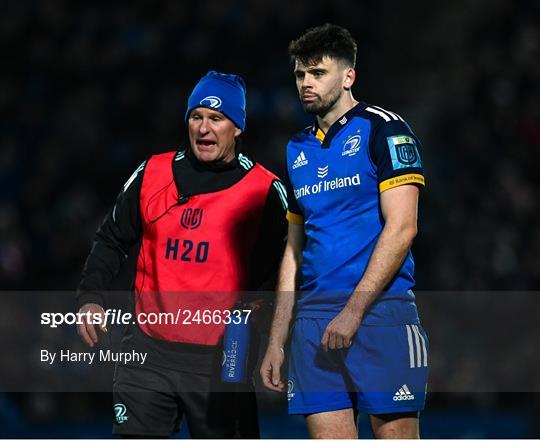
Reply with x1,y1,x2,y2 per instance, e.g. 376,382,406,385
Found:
260,346,285,392
77,303,107,348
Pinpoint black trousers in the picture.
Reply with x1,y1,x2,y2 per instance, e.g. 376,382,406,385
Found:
112,362,260,438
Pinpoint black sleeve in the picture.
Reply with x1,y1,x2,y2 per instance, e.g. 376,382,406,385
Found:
283,170,302,216
76,161,146,308
247,179,288,292
369,119,425,191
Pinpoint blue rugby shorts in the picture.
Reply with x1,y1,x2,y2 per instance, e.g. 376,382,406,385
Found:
287,318,429,415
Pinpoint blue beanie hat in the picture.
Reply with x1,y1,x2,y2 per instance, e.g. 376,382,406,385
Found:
185,71,247,130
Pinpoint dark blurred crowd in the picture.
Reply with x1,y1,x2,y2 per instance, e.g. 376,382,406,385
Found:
1,0,539,436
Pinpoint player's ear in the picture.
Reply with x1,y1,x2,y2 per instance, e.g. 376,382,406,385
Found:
343,67,356,91
234,127,242,137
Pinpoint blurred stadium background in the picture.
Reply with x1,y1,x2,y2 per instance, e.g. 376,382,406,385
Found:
1,0,540,438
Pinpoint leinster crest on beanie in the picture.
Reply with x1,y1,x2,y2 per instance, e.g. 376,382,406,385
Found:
185,71,247,130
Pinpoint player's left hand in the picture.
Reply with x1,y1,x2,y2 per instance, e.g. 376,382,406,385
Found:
321,307,362,351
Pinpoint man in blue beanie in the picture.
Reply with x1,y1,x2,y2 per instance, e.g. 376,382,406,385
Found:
77,71,288,438
184,71,247,163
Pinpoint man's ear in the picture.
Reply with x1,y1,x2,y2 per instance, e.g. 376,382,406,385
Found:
343,67,356,91
235,127,242,137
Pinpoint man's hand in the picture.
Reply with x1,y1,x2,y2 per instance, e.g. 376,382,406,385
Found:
260,345,285,392
321,307,362,351
77,303,107,347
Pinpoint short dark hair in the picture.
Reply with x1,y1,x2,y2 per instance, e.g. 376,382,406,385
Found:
288,23,357,67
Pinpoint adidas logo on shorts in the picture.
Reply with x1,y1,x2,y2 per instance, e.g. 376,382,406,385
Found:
292,151,308,169
393,384,415,401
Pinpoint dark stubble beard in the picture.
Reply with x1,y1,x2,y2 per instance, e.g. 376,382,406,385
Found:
301,87,342,118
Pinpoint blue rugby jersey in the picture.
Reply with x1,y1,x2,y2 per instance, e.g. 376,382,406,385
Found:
285,102,425,325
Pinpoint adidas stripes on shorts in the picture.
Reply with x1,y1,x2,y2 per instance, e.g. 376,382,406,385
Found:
287,318,429,415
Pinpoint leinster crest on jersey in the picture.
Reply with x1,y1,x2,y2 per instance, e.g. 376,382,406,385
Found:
342,134,362,157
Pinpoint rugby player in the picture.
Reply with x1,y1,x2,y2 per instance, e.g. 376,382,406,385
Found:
261,24,429,438
77,71,287,438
